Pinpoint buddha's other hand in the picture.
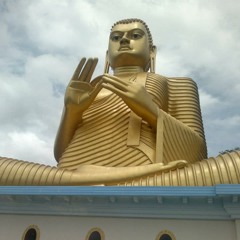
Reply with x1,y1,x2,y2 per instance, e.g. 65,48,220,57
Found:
102,74,158,129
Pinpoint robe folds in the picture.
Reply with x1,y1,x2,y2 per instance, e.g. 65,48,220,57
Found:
58,73,207,170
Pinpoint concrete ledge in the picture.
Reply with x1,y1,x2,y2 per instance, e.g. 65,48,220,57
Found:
0,185,240,220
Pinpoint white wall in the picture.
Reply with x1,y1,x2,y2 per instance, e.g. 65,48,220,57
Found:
0,214,236,240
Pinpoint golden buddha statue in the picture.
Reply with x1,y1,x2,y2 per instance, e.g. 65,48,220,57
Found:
0,18,239,186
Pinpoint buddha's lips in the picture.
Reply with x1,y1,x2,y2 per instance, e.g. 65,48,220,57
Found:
118,46,132,51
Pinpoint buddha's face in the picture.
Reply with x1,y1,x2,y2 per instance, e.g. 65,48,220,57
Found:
108,22,151,70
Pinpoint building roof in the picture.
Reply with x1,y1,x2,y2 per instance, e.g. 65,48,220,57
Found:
1,185,240,220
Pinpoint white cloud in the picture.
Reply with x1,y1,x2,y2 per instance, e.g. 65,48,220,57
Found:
0,0,239,165
198,89,220,114
0,131,55,165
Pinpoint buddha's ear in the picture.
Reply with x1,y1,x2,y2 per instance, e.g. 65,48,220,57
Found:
150,45,157,73
104,50,110,73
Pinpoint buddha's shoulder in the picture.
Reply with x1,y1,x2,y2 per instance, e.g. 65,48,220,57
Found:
166,76,198,90
166,76,196,84
148,73,195,83
148,73,197,88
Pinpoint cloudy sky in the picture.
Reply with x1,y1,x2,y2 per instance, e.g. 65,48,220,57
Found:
0,0,239,166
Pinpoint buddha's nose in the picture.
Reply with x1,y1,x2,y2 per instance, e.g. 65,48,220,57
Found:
120,35,130,45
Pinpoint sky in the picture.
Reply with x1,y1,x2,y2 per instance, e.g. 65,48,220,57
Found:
0,0,239,166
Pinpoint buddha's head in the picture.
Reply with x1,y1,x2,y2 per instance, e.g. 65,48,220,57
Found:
106,18,156,72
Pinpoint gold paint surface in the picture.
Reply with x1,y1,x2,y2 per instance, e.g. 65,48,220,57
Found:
0,18,239,186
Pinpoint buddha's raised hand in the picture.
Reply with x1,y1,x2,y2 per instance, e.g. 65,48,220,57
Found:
65,58,102,113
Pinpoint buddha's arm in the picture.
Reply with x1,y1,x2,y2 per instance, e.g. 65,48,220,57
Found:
0,157,185,185
155,77,207,163
54,58,102,161
54,107,83,161
155,108,207,164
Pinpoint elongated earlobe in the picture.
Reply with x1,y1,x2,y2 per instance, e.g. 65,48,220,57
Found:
104,51,110,73
150,56,155,73
150,46,157,73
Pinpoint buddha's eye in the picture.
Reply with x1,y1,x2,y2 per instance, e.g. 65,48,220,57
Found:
129,29,145,40
110,33,122,42
132,33,141,39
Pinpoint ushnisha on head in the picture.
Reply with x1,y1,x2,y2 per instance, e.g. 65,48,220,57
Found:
105,18,157,73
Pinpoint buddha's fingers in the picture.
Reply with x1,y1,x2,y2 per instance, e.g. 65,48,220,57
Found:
77,58,94,82
103,74,128,86
71,58,86,80
84,58,98,83
161,160,187,172
102,79,128,92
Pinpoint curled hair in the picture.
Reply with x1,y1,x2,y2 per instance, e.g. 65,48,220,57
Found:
111,18,153,48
